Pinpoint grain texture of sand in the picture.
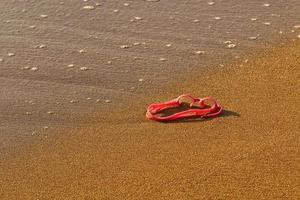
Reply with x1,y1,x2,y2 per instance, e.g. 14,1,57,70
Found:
1,41,299,199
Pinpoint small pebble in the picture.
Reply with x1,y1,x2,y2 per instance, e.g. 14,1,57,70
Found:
80,67,91,71
0,58,3,62
133,42,140,46
105,99,110,103
263,22,271,26
96,99,101,103
8,53,15,57
83,5,95,10
113,9,119,13
25,112,32,115
159,58,166,61
40,14,48,18
294,25,300,29
43,126,49,129
166,43,172,47
193,19,199,23
262,3,270,7
195,50,205,55
208,1,215,6
124,3,130,6
22,66,30,70
138,78,144,82
251,18,258,21
79,49,86,53
226,44,236,48
30,67,39,71
29,25,36,29
86,97,92,100
37,44,46,49
134,16,142,21
70,99,77,103
297,35,300,39
47,111,55,114
248,36,257,40
120,45,129,49
214,16,221,20
67,64,75,68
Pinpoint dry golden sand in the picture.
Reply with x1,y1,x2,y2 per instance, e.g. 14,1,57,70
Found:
1,41,300,199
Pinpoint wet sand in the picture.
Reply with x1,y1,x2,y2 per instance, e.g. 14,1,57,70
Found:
1,0,300,151
1,41,300,199
1,0,300,199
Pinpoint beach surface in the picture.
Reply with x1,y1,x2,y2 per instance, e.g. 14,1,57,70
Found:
0,0,300,199
1,41,300,199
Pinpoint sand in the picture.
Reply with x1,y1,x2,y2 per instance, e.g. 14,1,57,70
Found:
1,0,300,199
1,41,299,199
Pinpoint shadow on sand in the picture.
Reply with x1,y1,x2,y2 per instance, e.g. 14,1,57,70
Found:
159,109,240,124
